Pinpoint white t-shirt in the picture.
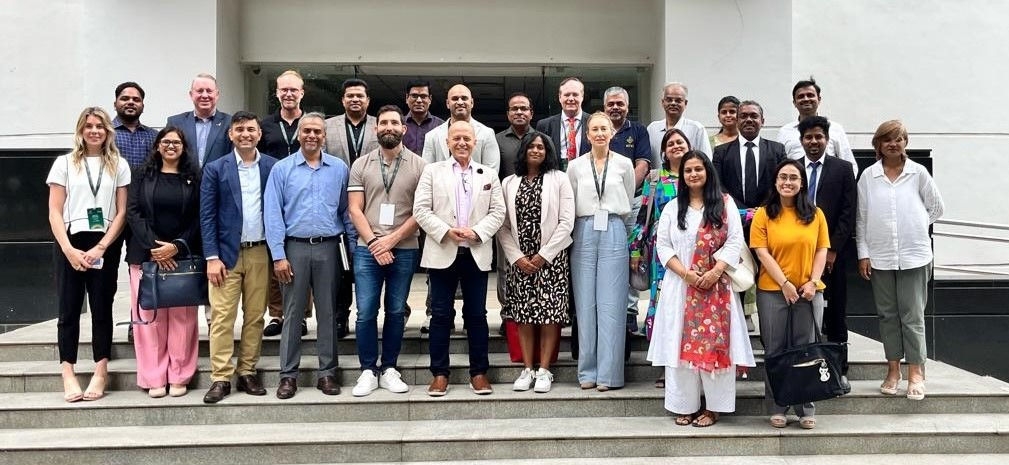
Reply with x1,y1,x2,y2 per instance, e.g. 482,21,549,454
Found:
46,154,131,234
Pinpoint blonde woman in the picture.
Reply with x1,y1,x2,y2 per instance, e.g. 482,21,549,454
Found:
46,107,131,402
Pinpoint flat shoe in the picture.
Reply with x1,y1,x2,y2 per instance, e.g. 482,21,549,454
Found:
769,414,787,428
906,380,926,401
169,385,188,397
148,387,167,398
799,416,816,429
655,377,665,389
579,382,596,390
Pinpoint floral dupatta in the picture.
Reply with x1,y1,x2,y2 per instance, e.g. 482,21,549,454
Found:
679,200,733,373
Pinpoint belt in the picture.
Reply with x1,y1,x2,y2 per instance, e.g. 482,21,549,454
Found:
240,240,266,249
457,247,472,255
286,235,340,244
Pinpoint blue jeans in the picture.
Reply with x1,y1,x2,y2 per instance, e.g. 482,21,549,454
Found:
428,249,490,377
353,246,419,373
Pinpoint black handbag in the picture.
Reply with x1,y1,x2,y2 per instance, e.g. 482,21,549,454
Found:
134,239,209,324
763,304,847,406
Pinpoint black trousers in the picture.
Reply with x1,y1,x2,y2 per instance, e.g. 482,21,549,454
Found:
821,253,849,374
56,231,122,364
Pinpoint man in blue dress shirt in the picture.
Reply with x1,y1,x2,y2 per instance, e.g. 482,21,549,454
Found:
264,112,357,399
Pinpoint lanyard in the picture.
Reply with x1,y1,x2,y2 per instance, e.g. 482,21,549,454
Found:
590,153,610,200
278,121,297,155
380,153,403,195
83,158,105,198
347,121,365,158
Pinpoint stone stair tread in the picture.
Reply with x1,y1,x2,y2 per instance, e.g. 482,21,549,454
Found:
326,456,1009,465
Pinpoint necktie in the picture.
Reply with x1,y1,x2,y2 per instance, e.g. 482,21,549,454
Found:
566,117,577,160
808,161,821,203
744,141,757,206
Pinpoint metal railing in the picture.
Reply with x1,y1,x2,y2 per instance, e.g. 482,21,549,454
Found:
933,219,1009,277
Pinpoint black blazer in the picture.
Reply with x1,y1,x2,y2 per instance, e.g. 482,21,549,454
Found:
125,167,202,265
810,155,857,254
712,137,787,209
535,112,592,168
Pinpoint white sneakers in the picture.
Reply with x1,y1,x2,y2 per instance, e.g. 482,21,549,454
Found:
513,368,553,393
353,368,410,396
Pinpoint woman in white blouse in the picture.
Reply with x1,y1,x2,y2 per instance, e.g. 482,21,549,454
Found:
856,120,944,401
567,112,635,391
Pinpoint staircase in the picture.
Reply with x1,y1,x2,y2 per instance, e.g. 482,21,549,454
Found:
1,274,1008,464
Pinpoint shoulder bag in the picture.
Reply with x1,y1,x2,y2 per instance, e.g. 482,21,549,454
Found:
763,304,847,405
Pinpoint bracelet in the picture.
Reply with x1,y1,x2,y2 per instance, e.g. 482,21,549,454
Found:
367,237,379,245
780,280,790,287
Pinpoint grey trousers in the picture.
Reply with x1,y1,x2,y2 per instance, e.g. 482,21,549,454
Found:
278,239,341,379
870,264,931,365
757,290,824,417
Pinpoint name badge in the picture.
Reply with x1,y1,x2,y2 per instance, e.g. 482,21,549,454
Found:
379,203,396,226
87,207,104,230
593,210,609,231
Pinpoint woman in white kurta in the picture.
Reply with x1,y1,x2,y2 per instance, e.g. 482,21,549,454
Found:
646,150,755,427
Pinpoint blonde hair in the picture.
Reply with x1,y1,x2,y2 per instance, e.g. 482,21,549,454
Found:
277,69,304,86
871,119,908,160
585,111,613,130
70,107,120,176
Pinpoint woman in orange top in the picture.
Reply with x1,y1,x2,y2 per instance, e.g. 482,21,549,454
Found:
750,159,829,430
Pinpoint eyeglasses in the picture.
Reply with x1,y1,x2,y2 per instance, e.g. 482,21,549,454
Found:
160,140,183,147
776,174,802,182
278,88,302,95
508,106,531,113
408,93,431,100
662,97,686,105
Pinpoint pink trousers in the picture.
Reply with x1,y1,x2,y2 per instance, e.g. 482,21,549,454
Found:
128,264,199,389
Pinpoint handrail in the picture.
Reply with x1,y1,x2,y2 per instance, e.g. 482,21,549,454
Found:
934,265,1009,277
935,219,1009,232
933,232,1009,244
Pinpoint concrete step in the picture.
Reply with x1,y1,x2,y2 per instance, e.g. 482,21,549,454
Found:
3,414,1009,464
327,456,1009,465
2,372,1008,429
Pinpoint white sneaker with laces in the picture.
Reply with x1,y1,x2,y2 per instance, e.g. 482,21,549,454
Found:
534,368,554,393
513,368,534,391
352,370,379,397
379,368,409,393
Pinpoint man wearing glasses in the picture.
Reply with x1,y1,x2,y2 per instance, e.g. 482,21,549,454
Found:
646,82,713,165
402,80,444,155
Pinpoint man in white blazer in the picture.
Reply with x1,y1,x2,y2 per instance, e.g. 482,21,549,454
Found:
413,121,505,397
421,84,500,173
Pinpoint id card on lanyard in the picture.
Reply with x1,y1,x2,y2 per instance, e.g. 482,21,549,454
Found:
84,158,105,230
379,154,402,226
591,154,610,231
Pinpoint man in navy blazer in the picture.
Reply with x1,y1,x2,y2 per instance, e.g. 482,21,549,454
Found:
200,111,278,404
535,77,592,171
167,73,233,167
712,100,787,212
798,115,856,391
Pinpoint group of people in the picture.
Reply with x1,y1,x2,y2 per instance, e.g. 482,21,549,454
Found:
47,72,943,431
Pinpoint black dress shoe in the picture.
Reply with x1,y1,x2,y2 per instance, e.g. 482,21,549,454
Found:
276,377,298,399
237,374,267,396
317,375,341,395
203,381,231,404
263,319,283,337
336,322,348,340
301,321,308,337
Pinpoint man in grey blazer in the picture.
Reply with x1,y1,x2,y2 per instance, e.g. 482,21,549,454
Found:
166,73,233,167
535,77,592,171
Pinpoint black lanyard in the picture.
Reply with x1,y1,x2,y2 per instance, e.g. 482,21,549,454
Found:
590,154,610,200
346,121,365,159
278,121,297,155
83,158,105,198
380,153,403,195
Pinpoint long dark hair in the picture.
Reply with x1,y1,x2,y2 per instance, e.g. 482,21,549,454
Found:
676,150,724,230
514,130,559,176
764,159,816,224
141,126,199,183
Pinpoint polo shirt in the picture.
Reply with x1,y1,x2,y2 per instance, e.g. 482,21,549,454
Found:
347,147,426,248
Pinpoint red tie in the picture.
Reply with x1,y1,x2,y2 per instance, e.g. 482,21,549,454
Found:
566,117,577,160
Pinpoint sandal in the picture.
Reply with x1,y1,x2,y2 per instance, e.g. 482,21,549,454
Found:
83,375,107,401
799,416,816,429
906,380,926,401
655,377,665,389
880,375,902,395
674,412,698,426
62,375,83,403
692,410,719,428
769,414,787,428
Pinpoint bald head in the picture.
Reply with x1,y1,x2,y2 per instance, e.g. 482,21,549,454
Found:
447,120,476,165
446,84,474,122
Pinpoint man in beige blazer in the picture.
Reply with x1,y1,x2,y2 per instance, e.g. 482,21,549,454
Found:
324,78,379,338
413,121,505,397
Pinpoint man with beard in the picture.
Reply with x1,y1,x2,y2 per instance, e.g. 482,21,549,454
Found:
422,84,500,171
603,86,651,335
536,77,591,171
167,73,233,167
646,82,712,164
776,77,858,176
346,105,426,396
112,82,158,168
402,80,444,155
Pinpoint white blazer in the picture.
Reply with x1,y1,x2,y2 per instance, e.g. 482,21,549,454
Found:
421,118,501,173
413,160,505,271
497,170,575,265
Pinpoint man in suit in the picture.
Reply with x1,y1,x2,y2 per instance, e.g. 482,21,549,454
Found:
422,84,500,172
713,100,787,214
413,121,505,397
166,73,233,167
535,77,591,171
324,78,376,338
200,111,279,404
799,115,856,391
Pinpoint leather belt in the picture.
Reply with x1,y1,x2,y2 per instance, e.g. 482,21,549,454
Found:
240,240,266,249
286,235,339,244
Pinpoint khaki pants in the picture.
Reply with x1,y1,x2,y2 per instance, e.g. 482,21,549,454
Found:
208,245,270,381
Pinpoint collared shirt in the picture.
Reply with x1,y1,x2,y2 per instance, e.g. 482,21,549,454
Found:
856,159,944,270
777,119,858,177
258,111,301,158
646,117,713,167
738,136,763,194
113,117,158,168
344,117,367,163
560,111,585,159
194,111,216,166
403,112,444,154
453,161,474,246
263,150,357,260
609,119,652,193
347,147,426,248
494,126,530,180
236,150,265,243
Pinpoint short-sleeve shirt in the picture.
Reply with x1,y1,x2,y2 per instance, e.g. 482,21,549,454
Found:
347,148,426,248
46,154,131,234
750,206,830,291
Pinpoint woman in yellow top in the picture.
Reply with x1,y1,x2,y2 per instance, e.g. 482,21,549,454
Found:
750,159,829,430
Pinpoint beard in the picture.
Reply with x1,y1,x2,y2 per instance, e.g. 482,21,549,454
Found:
116,111,140,124
378,132,402,149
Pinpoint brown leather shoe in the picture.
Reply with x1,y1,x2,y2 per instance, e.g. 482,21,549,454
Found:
276,377,297,399
203,381,231,404
469,374,493,395
316,375,341,395
427,375,449,397
237,374,266,396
